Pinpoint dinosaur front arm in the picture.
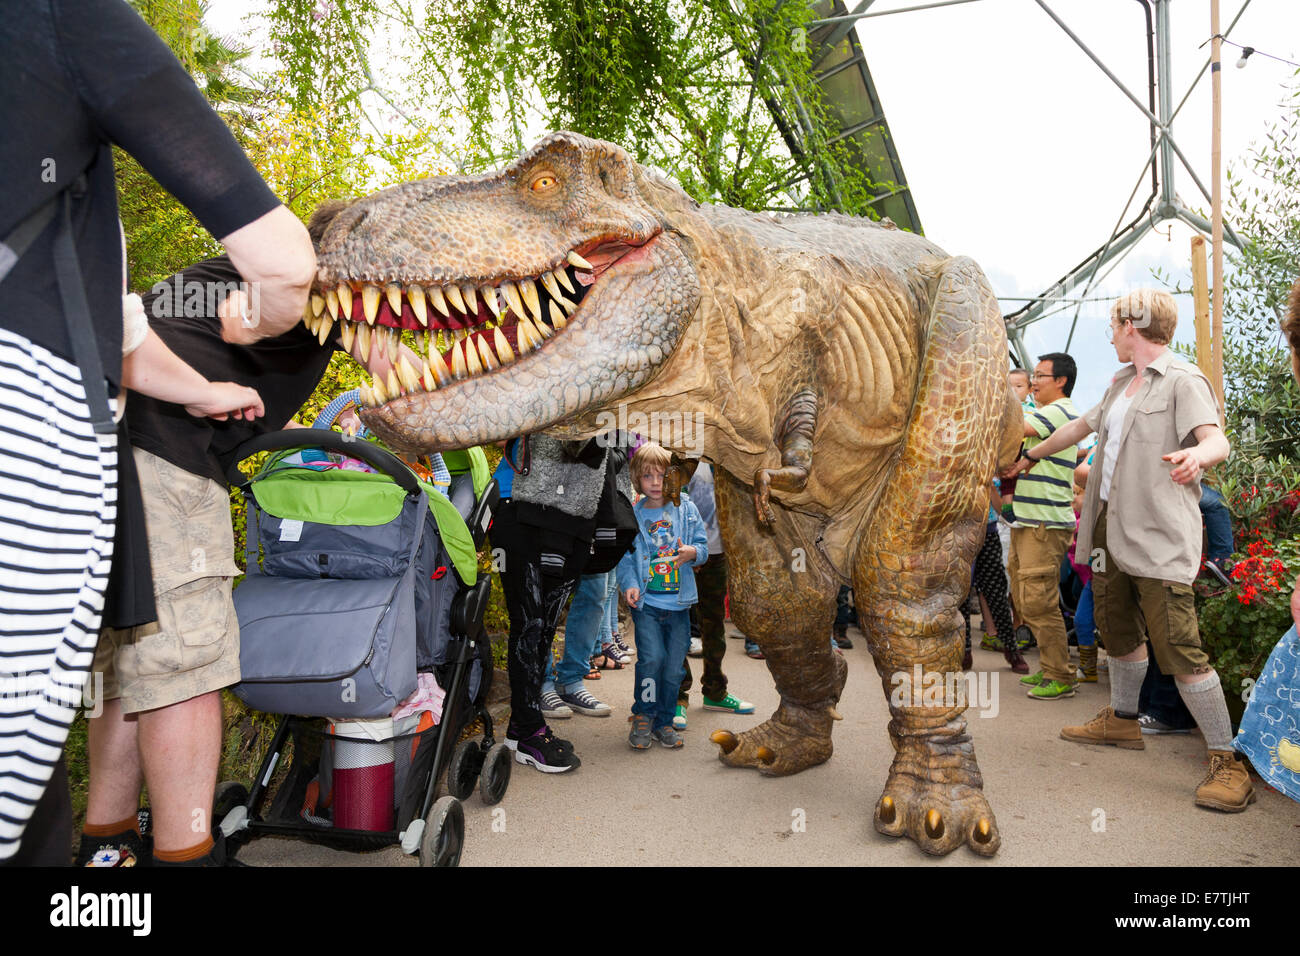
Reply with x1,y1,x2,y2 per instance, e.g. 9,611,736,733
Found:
753,386,817,527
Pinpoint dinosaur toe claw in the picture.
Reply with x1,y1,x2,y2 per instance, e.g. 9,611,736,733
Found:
973,818,993,844
924,808,944,840
756,745,775,765
710,730,738,754
878,795,896,824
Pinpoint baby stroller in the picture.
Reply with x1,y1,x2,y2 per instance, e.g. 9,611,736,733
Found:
214,425,502,867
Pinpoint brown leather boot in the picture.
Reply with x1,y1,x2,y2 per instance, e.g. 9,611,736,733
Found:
1195,750,1256,812
1060,706,1144,749
1003,645,1030,674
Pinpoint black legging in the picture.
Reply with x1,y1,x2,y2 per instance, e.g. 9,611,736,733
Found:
963,523,1016,652
492,502,580,738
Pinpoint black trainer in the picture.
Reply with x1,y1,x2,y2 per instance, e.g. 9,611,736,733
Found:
507,726,581,773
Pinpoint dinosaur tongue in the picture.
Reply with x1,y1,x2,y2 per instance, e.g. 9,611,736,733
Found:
575,240,641,286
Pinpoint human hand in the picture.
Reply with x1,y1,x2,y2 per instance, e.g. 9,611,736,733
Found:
999,456,1032,480
624,587,641,608
1163,448,1203,484
184,382,265,421
672,540,697,567
218,288,264,345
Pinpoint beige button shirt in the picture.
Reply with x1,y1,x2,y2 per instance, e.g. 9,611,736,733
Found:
1075,349,1223,585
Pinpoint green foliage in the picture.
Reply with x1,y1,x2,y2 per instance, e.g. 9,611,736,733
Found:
1182,79,1300,701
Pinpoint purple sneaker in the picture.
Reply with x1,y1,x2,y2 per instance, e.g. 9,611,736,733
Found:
506,726,581,773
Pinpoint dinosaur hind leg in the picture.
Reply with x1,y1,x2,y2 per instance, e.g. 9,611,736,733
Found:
710,465,843,776
854,257,1009,857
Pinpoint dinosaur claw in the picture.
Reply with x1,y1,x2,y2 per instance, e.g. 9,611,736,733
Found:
974,818,992,844
756,745,775,765
924,808,944,840
878,795,896,824
827,706,843,721
710,730,738,754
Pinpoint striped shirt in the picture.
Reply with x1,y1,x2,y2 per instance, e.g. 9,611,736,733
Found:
1013,397,1079,530
0,327,117,860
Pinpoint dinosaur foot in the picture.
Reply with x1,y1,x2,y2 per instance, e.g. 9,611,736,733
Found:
873,770,1000,857
710,703,833,776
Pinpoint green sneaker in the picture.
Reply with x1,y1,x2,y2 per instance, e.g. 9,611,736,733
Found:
980,633,1002,652
1027,679,1076,700
1019,670,1044,686
673,703,687,730
702,692,755,714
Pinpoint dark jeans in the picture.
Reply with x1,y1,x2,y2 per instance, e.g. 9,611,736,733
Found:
493,503,580,738
681,553,728,702
1139,646,1196,729
1200,485,1234,564
834,584,858,631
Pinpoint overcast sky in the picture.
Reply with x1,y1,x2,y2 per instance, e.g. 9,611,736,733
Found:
853,0,1299,408
208,0,1298,410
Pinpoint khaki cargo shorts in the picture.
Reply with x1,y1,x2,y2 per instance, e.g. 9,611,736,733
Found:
96,448,241,714
1091,507,1210,675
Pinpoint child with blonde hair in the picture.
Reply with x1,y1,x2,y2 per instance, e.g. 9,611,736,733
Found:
617,443,709,749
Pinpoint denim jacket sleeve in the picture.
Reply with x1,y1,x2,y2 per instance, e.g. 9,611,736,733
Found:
682,499,708,566
616,546,639,595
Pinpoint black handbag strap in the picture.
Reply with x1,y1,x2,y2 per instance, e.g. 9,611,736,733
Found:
0,174,115,435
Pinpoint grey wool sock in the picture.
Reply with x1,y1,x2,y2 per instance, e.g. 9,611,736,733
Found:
1176,671,1234,752
1108,656,1148,718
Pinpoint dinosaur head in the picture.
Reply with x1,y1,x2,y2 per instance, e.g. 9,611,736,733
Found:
315,132,702,452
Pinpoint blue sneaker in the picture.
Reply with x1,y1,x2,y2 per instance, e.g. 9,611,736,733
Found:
745,641,764,660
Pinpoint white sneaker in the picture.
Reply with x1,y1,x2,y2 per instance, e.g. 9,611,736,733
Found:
688,637,704,658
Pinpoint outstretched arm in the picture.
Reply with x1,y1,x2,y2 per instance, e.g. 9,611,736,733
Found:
1000,415,1092,477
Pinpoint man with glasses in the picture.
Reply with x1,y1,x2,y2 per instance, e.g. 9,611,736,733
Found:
1007,353,1081,699
1006,290,1249,812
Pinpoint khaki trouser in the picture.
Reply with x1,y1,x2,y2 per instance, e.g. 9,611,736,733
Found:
1008,524,1073,683
1091,507,1210,675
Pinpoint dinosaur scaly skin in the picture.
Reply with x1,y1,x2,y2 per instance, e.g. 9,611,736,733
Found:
315,132,1024,857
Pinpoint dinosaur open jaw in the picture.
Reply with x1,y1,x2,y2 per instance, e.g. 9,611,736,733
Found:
304,233,656,406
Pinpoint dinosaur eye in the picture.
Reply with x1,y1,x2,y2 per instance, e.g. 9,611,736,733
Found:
530,174,558,192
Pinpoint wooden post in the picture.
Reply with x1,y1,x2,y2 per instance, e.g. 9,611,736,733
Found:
1210,0,1227,409
1191,235,1211,378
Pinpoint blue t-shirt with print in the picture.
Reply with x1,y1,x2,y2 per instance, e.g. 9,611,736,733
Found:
639,504,682,609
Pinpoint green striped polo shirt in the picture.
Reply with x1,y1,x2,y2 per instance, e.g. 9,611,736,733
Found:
1013,396,1079,530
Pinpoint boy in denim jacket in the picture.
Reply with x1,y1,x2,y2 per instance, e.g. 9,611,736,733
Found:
617,443,708,750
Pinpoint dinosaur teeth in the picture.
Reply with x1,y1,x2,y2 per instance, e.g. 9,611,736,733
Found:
461,284,479,316
445,284,467,315
501,280,525,321
548,300,567,330
450,339,468,380
428,284,450,319
386,368,401,400
398,357,421,393
387,327,400,362
372,374,389,405
428,348,453,387
532,313,553,340
492,326,514,365
361,283,380,325
324,287,339,320
420,359,437,391
567,250,593,271
482,284,502,320
540,270,562,300
553,267,575,294
516,314,540,352
476,334,498,371
357,322,371,365
409,285,428,327
519,277,545,325
311,292,325,317
559,293,577,316
337,282,354,319
339,318,355,353
385,282,403,318
464,337,484,376
317,315,333,345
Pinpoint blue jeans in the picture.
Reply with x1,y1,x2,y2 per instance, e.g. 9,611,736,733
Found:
1075,581,1095,647
591,569,617,655
630,603,692,729
555,572,615,690
1199,485,1234,564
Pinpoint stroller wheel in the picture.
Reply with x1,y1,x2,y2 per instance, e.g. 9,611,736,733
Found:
479,742,512,806
419,796,464,867
447,739,483,800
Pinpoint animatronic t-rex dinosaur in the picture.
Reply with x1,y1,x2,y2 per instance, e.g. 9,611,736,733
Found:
309,132,1023,857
